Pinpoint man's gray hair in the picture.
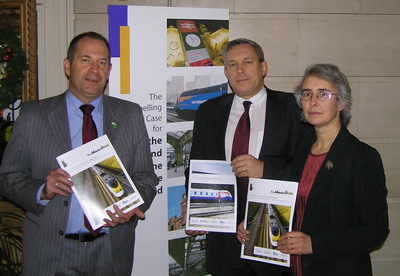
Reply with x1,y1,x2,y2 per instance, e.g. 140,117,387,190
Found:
222,38,265,66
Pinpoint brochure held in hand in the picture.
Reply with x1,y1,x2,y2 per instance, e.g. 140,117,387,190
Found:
56,135,144,230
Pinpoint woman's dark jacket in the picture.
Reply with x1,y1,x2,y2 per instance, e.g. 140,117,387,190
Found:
291,126,389,276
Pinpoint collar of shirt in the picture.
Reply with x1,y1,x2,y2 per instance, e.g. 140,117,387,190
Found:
65,90,104,149
65,90,106,234
226,87,267,161
232,86,267,111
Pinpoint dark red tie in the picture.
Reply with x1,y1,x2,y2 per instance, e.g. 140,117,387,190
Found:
231,101,251,223
80,105,98,144
80,104,101,236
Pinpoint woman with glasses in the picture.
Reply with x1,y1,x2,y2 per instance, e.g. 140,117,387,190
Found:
275,63,389,275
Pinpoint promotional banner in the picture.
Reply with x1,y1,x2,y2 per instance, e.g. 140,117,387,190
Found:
108,6,229,275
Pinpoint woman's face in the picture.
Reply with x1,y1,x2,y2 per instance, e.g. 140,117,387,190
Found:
300,76,343,129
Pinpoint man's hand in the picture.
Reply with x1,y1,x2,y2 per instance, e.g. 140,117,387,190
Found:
231,154,263,178
185,230,208,237
41,168,73,200
104,206,145,228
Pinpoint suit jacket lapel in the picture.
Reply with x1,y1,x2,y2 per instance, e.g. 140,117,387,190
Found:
103,95,121,143
303,126,347,215
47,93,72,153
291,136,314,182
304,153,339,213
260,87,284,156
216,94,234,159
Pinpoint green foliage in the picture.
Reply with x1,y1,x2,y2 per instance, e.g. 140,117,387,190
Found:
0,26,28,110
0,229,22,275
0,199,24,276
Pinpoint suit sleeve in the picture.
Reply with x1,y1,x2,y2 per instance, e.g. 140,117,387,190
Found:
306,146,389,262
123,104,158,213
0,105,45,213
184,103,211,191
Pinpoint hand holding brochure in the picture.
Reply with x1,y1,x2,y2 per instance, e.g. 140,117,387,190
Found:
186,160,237,233
56,135,144,230
241,178,298,267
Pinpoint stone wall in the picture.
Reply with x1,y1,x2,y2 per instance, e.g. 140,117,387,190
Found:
74,1,400,274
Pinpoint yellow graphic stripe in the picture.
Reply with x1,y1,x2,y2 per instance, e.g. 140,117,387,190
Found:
120,26,130,94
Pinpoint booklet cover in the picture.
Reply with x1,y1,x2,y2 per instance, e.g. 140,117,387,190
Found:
186,160,237,233
56,134,144,230
240,178,298,267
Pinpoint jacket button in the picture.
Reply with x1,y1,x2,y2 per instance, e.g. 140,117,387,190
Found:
59,230,64,236
303,261,310,267
64,201,68,206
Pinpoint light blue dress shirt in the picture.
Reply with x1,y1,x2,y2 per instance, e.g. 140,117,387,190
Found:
37,90,105,234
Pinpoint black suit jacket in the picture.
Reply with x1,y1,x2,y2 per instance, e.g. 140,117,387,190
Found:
291,126,389,276
188,86,310,274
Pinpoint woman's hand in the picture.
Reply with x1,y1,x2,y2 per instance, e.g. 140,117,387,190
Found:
277,231,313,255
237,221,250,244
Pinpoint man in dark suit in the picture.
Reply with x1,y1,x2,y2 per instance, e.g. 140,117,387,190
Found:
0,32,158,276
186,38,309,275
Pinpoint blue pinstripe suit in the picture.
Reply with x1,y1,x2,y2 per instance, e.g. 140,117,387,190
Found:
0,92,158,276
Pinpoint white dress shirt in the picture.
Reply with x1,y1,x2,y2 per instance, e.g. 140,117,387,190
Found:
225,87,267,161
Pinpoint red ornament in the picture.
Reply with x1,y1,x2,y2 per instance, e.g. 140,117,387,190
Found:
6,48,12,53
3,54,10,61
12,52,16,57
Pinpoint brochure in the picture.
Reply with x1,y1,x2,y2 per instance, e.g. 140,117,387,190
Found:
186,160,237,233
56,134,144,230
240,178,298,267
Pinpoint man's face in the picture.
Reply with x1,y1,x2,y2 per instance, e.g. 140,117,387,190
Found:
63,37,112,104
224,44,268,99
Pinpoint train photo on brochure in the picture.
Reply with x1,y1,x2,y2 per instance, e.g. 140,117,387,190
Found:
174,82,228,121
268,204,281,247
190,188,233,203
92,165,125,198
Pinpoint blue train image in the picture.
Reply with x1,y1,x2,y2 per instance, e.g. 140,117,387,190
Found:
92,166,125,198
190,188,233,203
174,82,228,120
268,204,281,247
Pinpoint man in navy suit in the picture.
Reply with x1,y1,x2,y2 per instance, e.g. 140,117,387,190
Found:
186,38,310,275
0,32,158,276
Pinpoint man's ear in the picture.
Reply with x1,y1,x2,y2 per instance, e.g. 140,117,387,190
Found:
261,61,268,77
63,58,71,77
107,63,112,78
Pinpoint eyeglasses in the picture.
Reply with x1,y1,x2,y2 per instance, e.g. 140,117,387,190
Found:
300,90,337,101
